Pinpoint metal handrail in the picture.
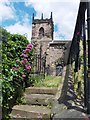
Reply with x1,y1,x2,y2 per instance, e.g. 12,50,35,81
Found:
70,1,90,115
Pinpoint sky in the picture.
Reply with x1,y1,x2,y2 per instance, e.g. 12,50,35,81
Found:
0,0,80,42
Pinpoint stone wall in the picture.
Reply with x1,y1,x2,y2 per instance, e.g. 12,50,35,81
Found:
32,38,71,76
45,41,71,76
46,46,64,76
32,39,52,55
32,22,53,40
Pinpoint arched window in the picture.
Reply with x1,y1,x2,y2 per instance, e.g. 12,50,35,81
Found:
39,27,44,39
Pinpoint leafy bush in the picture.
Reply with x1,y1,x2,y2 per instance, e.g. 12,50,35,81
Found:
1,27,34,119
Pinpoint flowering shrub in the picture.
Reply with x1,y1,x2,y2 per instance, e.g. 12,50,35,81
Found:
1,27,34,119
12,43,34,88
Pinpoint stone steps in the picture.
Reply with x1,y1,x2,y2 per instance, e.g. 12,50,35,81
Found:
11,87,56,119
10,105,51,119
24,93,55,106
25,87,57,95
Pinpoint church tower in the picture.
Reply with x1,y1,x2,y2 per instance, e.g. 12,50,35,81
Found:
31,12,54,56
31,12,54,75
31,12,54,41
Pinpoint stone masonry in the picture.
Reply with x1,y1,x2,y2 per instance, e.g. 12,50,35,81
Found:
31,13,71,76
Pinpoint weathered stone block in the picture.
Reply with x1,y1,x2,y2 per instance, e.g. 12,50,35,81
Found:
25,87,57,95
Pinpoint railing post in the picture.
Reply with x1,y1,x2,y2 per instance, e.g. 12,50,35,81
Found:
87,0,90,115
74,33,80,72
82,9,87,107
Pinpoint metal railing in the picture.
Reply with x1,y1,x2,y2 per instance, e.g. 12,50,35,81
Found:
69,1,90,115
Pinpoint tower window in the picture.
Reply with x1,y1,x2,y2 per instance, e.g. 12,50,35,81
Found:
39,27,44,39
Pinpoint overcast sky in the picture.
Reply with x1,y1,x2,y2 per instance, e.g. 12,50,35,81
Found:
0,0,80,42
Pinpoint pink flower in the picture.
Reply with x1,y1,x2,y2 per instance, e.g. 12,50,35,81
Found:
77,32,80,35
21,53,28,58
22,58,28,65
24,58,28,62
22,74,26,78
25,49,30,53
26,44,33,50
12,67,18,71
25,64,31,71
16,59,19,62
22,50,26,53
27,43,33,48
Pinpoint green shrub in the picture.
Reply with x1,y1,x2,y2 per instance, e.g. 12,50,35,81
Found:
1,27,34,119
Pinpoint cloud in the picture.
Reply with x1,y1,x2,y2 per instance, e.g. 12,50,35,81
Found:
25,0,79,3
1,0,80,41
5,13,32,42
0,0,16,21
1,1,32,42
25,0,80,40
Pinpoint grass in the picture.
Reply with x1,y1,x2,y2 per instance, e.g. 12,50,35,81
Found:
33,75,62,88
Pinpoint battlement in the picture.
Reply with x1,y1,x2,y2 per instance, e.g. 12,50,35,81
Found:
32,18,53,24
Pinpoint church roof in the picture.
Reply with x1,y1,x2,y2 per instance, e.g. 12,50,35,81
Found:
49,40,71,45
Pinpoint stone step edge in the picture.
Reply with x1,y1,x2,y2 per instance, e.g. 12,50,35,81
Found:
24,94,55,106
11,105,51,119
25,87,57,95
11,105,51,113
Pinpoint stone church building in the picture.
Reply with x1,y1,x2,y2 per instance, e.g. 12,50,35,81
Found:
31,13,71,76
